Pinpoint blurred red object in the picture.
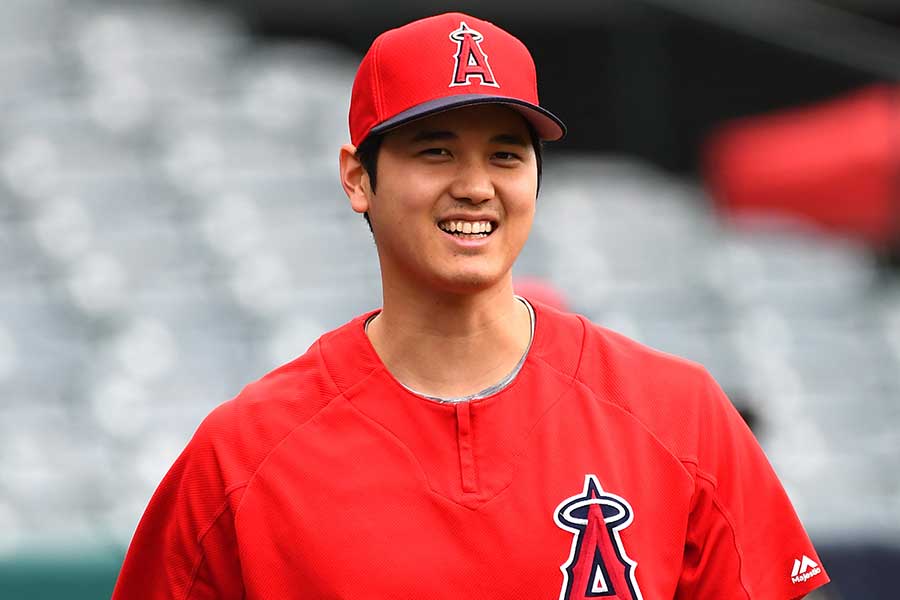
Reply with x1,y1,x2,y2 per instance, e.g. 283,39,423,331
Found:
514,277,569,311
703,84,900,249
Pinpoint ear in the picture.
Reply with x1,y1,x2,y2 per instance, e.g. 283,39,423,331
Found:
339,143,372,214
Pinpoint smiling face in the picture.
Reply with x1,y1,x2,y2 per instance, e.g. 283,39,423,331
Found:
345,104,539,297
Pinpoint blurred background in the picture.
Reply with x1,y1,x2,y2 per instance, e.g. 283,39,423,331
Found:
1,0,899,597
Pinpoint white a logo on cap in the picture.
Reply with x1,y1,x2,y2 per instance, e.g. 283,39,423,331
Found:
449,22,499,88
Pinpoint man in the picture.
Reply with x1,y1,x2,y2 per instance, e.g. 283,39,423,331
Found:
113,12,830,599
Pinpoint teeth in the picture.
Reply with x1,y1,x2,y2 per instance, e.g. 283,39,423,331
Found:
438,220,494,235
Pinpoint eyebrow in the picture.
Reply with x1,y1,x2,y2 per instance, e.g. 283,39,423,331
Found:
408,130,529,147
490,133,529,147
410,130,456,143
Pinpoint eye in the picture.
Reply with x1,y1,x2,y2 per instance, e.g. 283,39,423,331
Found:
420,148,451,157
493,150,522,162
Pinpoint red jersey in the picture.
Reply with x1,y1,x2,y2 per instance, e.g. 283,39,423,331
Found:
112,301,829,599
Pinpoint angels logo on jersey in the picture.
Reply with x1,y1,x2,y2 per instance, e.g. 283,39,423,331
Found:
554,475,644,600
448,21,499,88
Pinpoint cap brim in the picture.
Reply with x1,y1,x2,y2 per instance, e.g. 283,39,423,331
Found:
368,94,566,142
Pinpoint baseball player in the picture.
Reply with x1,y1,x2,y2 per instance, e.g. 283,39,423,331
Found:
112,12,830,599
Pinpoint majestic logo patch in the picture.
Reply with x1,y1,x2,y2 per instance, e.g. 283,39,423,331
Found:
791,555,821,584
554,475,643,600
448,21,499,88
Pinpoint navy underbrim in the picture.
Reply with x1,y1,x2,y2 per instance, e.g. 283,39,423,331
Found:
368,94,566,142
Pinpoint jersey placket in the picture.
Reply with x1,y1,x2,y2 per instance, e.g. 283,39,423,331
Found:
455,401,479,494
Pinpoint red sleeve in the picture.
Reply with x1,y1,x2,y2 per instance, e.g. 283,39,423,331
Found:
112,407,245,600
675,372,830,600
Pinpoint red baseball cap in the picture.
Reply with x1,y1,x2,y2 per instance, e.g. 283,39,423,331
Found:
349,12,566,146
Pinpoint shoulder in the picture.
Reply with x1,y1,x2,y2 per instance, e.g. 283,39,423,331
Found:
532,298,711,396
577,315,712,400
534,301,734,463
188,312,375,488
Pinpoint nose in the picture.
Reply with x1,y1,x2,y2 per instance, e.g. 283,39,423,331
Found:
449,159,495,204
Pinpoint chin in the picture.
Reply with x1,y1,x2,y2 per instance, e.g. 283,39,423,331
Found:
434,269,507,295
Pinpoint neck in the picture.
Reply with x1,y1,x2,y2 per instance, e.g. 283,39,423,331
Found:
367,277,531,398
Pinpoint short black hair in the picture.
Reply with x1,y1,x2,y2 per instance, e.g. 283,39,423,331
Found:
354,121,545,232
